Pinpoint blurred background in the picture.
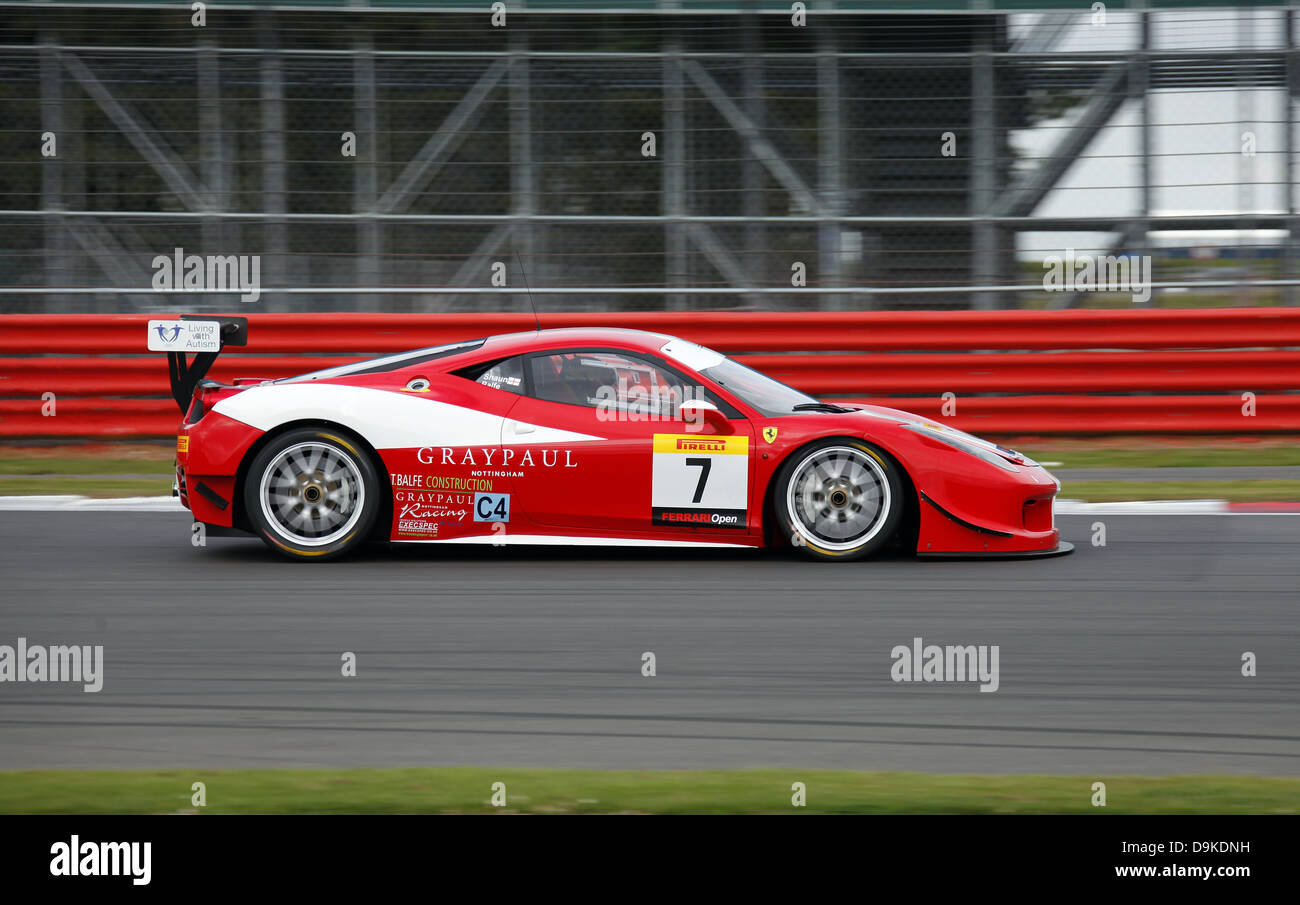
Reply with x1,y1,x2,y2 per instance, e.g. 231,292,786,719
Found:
1,0,1296,314
2,3,1299,814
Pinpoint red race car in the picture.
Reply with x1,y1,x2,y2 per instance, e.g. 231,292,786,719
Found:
154,317,1071,562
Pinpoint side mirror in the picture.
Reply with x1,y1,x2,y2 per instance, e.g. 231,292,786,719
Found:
679,399,731,434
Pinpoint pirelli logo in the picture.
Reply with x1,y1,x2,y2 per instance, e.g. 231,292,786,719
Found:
652,434,748,455
176,435,189,454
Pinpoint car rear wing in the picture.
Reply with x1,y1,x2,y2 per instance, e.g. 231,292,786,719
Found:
147,315,248,413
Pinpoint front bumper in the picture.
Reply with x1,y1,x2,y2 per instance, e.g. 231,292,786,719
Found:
910,458,1065,556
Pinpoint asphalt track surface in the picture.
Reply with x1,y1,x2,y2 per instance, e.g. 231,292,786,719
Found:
0,511,1296,775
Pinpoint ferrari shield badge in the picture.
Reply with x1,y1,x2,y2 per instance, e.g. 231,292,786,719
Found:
762,426,778,444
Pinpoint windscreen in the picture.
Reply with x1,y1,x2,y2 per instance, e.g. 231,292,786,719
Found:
660,337,821,416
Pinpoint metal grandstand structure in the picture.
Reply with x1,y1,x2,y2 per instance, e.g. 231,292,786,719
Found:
0,1,1295,311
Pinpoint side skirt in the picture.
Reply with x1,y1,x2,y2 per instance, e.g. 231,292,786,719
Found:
394,534,758,549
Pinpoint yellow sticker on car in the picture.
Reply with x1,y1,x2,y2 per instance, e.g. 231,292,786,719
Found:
177,435,189,453
651,434,748,455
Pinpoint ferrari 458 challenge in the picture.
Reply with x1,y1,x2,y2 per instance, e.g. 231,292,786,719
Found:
151,317,1072,562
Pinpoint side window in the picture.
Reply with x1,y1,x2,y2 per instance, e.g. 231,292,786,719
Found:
475,357,525,394
528,351,714,416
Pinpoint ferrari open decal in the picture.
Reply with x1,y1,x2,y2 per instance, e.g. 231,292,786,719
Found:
650,433,748,529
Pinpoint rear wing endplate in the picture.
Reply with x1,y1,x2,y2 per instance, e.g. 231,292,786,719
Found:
147,315,248,412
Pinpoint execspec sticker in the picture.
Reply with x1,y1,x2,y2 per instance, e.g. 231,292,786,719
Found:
397,519,439,537
474,492,510,523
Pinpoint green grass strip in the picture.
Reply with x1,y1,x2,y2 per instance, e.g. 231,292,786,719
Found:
0,768,1296,815
1059,480,1300,502
0,478,171,498
0,456,173,475
1023,447,1300,469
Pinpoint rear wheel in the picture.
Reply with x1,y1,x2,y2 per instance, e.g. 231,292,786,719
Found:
773,439,904,562
244,427,379,561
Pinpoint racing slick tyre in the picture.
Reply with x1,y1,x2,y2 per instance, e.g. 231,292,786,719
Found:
774,439,905,562
244,427,380,561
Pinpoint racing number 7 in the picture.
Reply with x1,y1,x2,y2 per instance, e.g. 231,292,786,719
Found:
685,457,711,504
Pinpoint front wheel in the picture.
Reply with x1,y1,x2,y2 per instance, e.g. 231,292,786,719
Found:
244,427,379,561
773,439,904,562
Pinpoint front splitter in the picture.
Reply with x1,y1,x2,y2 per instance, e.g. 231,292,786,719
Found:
916,541,1075,560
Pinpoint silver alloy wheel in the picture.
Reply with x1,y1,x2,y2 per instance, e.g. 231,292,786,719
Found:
785,445,891,551
258,441,366,547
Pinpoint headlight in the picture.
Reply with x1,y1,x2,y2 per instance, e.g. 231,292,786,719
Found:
902,423,1020,472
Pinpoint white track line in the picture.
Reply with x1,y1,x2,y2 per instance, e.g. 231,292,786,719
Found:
0,495,184,512
1053,498,1229,515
